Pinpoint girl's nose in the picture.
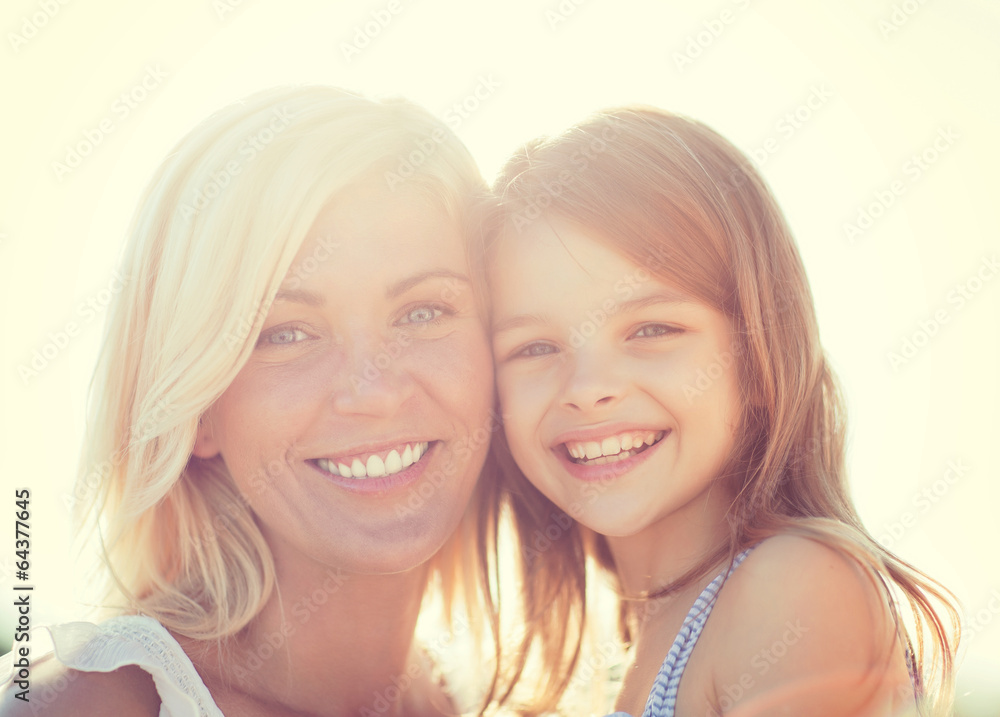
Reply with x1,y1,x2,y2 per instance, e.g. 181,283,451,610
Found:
560,350,623,412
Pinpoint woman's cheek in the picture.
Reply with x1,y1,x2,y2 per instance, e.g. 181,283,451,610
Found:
412,328,493,411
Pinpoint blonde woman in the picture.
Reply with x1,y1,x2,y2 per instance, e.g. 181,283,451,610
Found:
1,87,504,716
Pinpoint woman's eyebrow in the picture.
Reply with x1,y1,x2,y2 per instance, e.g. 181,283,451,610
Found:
274,288,325,307
272,270,471,307
386,269,471,299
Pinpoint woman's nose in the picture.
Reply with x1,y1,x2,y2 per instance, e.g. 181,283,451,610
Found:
328,329,415,417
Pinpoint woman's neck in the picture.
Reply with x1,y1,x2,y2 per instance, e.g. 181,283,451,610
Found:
187,547,442,716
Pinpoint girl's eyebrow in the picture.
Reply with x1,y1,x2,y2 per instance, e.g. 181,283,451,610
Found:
492,312,548,335
492,291,692,336
615,290,692,313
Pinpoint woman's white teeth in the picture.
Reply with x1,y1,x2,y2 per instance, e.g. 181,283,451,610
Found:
317,442,429,479
366,455,386,478
566,431,665,463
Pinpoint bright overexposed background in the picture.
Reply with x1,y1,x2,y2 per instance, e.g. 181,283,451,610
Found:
1,0,998,712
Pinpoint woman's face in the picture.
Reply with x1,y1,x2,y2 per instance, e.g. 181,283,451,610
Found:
490,216,740,539
194,176,494,575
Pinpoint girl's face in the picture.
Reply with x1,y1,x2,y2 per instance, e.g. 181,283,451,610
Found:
194,177,494,575
491,216,740,538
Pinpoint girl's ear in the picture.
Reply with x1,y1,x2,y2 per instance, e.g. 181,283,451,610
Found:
192,413,221,458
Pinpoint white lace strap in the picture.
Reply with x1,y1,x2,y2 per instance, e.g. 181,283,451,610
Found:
42,616,223,717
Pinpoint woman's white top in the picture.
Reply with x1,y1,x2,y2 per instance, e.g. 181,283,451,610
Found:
0,615,224,716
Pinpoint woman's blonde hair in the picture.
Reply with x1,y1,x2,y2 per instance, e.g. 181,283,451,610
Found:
488,106,960,715
75,86,505,702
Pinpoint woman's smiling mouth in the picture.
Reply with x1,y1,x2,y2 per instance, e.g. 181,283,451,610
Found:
310,441,432,479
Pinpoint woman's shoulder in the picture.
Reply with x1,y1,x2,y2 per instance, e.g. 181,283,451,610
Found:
0,615,220,717
0,653,159,717
700,533,914,714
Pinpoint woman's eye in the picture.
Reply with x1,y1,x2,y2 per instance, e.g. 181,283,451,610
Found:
399,305,444,325
259,327,310,346
632,324,680,339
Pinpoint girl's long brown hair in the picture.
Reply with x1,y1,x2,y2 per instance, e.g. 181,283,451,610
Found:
487,106,959,715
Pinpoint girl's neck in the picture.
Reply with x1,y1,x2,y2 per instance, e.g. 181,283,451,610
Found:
605,481,734,599
187,546,441,716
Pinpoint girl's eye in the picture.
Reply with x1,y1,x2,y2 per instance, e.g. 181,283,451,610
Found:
631,324,680,339
516,342,558,358
258,327,310,346
398,305,444,325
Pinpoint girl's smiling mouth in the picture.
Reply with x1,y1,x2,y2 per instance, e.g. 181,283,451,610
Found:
548,427,671,480
563,430,667,466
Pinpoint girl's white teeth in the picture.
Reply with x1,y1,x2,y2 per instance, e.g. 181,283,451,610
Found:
317,442,429,479
565,431,665,463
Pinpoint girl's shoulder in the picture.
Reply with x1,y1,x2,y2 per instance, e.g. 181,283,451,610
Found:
699,534,915,715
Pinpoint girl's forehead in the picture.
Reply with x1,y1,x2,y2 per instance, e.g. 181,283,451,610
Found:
493,216,651,285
